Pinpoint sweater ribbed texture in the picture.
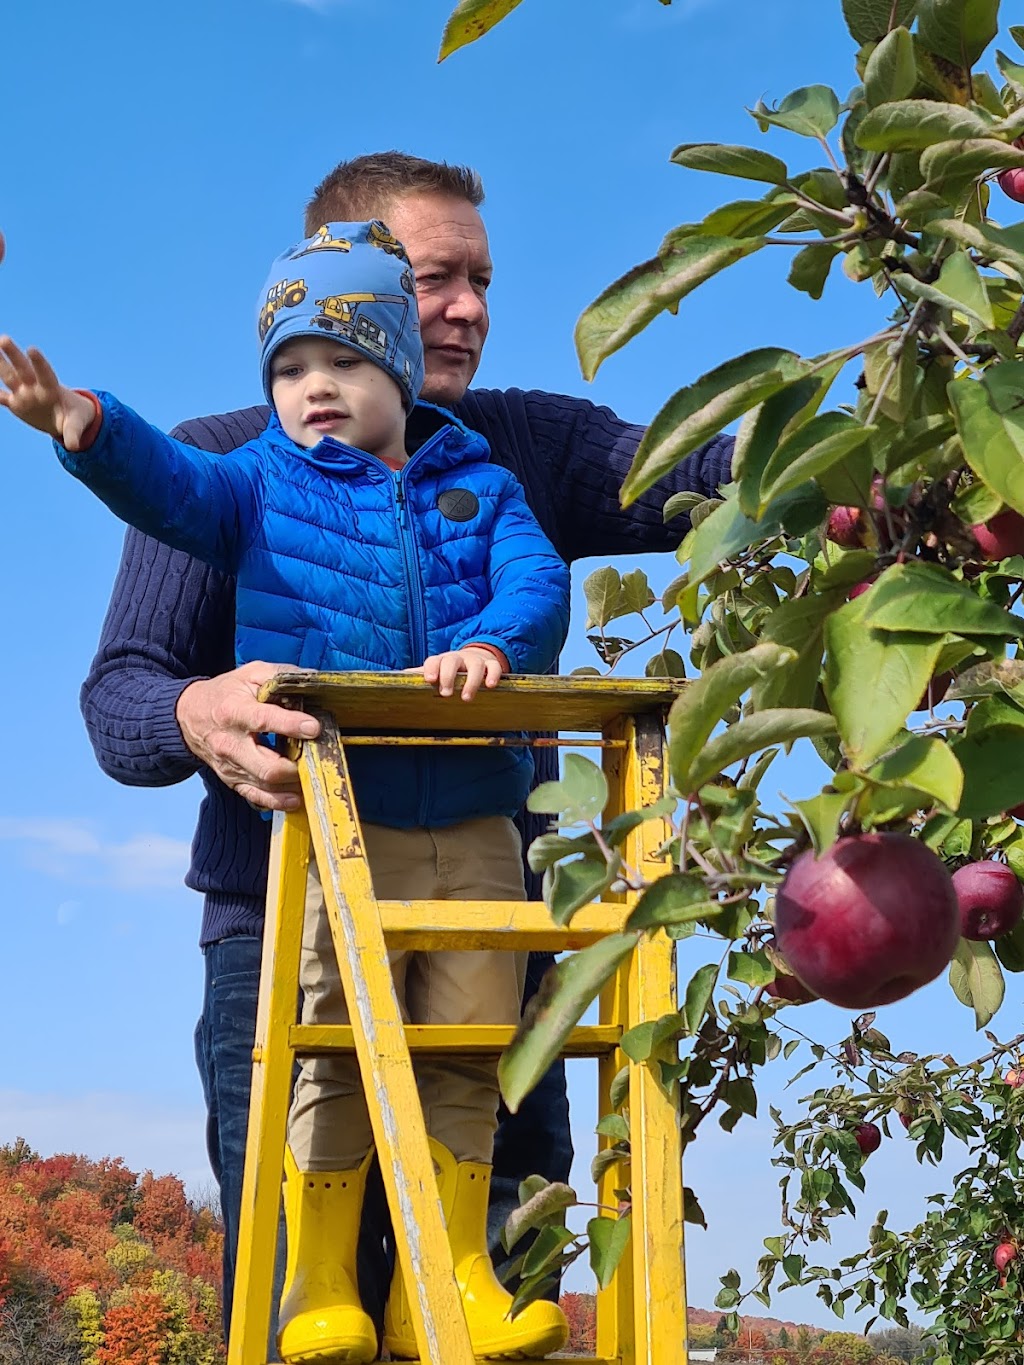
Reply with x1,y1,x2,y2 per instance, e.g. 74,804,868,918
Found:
80,388,733,944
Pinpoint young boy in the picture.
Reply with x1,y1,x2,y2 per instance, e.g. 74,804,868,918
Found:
0,221,571,1364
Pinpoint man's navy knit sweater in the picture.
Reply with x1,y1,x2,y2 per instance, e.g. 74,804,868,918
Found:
80,386,733,946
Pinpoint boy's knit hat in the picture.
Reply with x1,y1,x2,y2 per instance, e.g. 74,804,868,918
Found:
257,220,424,410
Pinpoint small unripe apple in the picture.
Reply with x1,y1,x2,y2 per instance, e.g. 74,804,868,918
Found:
775,834,960,1009
994,1241,1018,1272
952,861,1024,941
996,168,1024,204
827,505,866,549
854,1122,882,1155
971,509,1024,561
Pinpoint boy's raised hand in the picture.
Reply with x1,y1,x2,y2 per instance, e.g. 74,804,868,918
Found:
419,646,506,701
0,336,96,450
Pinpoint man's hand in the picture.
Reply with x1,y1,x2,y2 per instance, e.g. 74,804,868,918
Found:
0,336,95,450
419,647,505,701
175,661,321,812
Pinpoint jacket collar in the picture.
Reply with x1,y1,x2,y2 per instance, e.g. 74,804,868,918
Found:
263,401,490,476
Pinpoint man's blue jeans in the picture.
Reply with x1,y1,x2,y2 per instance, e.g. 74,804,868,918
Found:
194,936,573,1350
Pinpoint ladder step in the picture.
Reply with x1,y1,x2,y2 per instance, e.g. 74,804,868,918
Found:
289,1023,622,1057
375,900,628,949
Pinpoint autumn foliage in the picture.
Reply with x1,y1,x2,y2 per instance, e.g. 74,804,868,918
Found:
0,1138,223,1363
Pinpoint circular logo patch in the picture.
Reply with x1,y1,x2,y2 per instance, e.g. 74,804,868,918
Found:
437,488,479,522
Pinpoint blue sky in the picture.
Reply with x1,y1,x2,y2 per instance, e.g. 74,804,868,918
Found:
1,0,1017,1327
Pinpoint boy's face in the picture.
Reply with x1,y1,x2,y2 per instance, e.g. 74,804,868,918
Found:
269,336,406,457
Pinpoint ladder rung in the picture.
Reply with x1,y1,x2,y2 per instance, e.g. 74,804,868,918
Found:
250,1358,618,1364
288,1023,623,1058
375,900,627,949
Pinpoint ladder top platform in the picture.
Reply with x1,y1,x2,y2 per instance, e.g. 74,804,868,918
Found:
259,670,686,732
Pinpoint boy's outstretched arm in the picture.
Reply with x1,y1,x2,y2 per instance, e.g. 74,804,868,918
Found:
0,336,96,450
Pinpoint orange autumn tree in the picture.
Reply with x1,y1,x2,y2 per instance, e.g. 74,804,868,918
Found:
0,1139,223,1363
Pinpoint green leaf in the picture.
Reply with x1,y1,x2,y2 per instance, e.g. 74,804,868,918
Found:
952,727,1024,818
792,788,854,854
733,374,838,516
864,27,918,106
625,873,720,931
994,914,1024,972
686,708,838,793
645,649,687,679
824,592,944,765
759,412,875,511
856,99,993,151
948,937,1005,1028
620,568,655,615
498,932,640,1113
699,196,800,237
685,482,827,588
788,243,840,299
527,753,610,823
916,0,999,68
921,139,1024,194
749,86,842,138
670,143,790,185
576,235,766,381
861,734,965,820
527,830,599,872
896,250,995,330
996,48,1024,96
502,1181,578,1252
682,961,720,1033
588,1215,632,1290
667,642,797,794
753,593,844,711
620,1011,684,1063
949,364,1024,519
928,220,1024,291
864,560,1024,638
545,857,616,926
583,566,625,628
842,0,918,43
438,0,524,59
728,948,775,988
622,349,809,506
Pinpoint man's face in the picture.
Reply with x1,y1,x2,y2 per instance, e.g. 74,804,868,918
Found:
383,193,492,407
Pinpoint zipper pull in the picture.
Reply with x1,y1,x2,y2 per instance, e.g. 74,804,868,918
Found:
395,472,407,528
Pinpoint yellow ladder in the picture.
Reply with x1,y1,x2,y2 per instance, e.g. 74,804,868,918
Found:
228,672,689,1365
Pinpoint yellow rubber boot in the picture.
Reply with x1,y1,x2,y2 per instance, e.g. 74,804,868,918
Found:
277,1147,377,1364
383,1140,569,1359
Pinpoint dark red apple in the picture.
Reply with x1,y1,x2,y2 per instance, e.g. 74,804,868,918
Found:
899,1110,914,1129
996,168,1024,204
764,936,818,1003
848,578,876,601
854,1121,881,1155
971,509,1024,561
1008,803,1024,821
912,670,953,712
994,1241,1018,1272
827,505,866,549
774,833,960,1009
952,861,1024,941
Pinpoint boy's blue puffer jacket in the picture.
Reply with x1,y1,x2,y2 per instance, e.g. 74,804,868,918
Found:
58,396,571,829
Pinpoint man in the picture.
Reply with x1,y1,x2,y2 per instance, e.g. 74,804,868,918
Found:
80,151,733,1347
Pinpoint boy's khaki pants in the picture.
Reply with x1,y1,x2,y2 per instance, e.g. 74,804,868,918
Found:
287,815,527,1171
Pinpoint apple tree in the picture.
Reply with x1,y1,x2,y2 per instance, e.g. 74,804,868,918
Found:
442,1,1024,1358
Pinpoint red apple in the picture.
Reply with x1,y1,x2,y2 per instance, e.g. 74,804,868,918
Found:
1008,803,1024,821
1004,1068,1024,1088
952,861,1024,941
912,670,953,712
994,1241,1018,1272
848,578,876,601
971,509,1024,561
763,936,818,1003
774,833,960,1009
996,168,1024,204
854,1121,882,1155
899,1110,914,1129
827,505,867,549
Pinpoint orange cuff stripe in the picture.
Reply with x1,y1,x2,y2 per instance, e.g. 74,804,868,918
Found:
465,643,510,674
73,390,104,450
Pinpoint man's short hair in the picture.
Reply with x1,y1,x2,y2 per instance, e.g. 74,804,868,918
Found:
304,152,485,236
